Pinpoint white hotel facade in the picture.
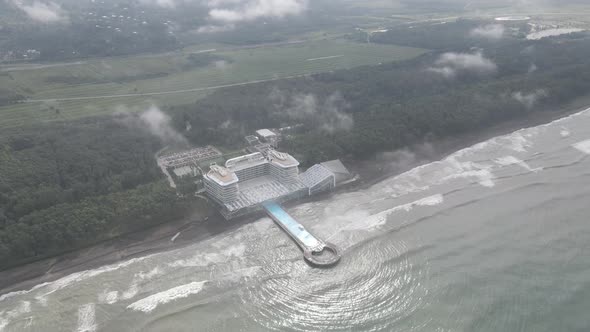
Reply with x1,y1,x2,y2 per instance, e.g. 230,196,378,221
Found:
203,150,310,218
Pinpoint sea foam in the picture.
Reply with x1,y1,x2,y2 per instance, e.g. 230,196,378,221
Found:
126,281,206,313
341,194,444,232
495,156,542,172
76,303,96,332
573,139,590,154
0,256,151,305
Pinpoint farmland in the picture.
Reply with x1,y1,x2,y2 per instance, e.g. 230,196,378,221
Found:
0,39,427,129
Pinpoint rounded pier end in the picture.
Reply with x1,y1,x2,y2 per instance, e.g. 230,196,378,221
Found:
303,243,341,267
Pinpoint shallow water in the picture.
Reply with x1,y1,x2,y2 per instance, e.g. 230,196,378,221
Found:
2,108,590,331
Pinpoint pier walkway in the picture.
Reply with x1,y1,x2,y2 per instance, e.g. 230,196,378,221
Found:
262,201,340,267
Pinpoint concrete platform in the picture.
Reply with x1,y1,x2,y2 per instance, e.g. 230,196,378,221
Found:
262,201,340,267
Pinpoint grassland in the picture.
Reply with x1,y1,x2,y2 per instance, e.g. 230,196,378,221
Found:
0,39,427,129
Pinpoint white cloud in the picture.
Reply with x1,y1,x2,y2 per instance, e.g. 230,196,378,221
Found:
114,105,188,146
197,23,236,33
213,59,231,70
12,0,67,23
428,51,497,78
199,0,307,32
528,63,538,74
286,92,353,133
139,0,177,8
208,0,307,23
136,0,308,31
470,24,505,40
428,66,457,79
512,89,548,109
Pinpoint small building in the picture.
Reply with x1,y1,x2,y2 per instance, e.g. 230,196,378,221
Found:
172,165,198,178
256,129,279,147
320,159,352,184
159,146,222,168
300,164,336,195
245,135,260,146
299,160,352,196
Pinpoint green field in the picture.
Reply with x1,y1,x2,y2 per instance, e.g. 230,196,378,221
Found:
0,39,427,129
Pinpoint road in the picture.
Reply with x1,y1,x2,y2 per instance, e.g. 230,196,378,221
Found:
23,74,311,103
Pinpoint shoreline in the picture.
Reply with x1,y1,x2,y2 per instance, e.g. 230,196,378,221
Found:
1,99,588,296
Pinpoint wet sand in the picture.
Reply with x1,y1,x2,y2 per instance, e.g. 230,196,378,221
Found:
1,96,588,296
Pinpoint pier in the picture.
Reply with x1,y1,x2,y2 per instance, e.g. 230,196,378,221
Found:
262,201,341,267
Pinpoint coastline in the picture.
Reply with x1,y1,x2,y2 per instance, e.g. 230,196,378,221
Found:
1,98,588,297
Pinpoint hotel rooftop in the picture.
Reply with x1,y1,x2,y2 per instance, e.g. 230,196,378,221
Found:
206,164,239,186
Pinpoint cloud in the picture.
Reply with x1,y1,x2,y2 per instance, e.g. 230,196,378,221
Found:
528,63,538,74
137,0,308,32
470,24,505,40
199,0,307,32
428,66,457,78
12,0,67,23
197,24,236,33
287,93,316,117
213,60,231,70
219,119,232,129
428,51,497,78
139,0,177,8
512,89,548,109
208,0,307,23
374,142,436,175
114,105,188,146
285,92,353,133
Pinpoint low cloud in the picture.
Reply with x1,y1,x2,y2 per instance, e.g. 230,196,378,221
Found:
208,0,307,23
135,0,308,32
321,93,354,133
139,0,177,8
429,51,497,78
470,24,505,40
375,142,435,175
197,24,236,33
12,0,67,23
213,60,231,70
512,89,548,109
219,119,232,129
114,105,188,146
277,91,353,133
528,63,538,74
200,0,308,32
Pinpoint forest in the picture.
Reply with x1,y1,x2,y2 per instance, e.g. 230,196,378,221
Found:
174,23,590,165
0,119,197,268
2,20,590,268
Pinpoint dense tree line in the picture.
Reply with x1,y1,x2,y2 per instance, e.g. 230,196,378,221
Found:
5,20,178,61
0,119,200,268
365,19,529,51
0,181,195,268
